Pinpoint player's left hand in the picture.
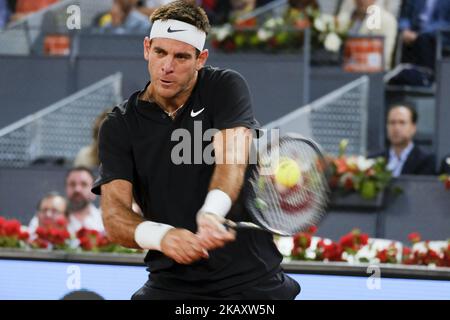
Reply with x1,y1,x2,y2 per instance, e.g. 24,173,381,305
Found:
196,211,236,250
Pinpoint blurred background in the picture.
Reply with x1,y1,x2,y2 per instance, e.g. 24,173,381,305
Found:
0,0,449,300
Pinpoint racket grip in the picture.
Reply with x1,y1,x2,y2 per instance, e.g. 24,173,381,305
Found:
222,219,237,230
223,219,262,231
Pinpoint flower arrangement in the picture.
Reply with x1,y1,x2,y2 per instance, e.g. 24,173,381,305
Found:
76,228,138,254
209,6,349,53
0,216,140,254
402,233,450,267
30,216,70,250
327,140,392,200
0,217,29,248
287,228,450,268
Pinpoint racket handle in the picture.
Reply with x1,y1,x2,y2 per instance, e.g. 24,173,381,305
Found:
223,219,263,231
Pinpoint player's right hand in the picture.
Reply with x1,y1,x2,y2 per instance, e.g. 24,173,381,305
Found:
160,228,209,265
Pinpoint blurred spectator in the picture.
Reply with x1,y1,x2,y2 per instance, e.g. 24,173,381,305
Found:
338,0,401,18
98,0,151,34
399,0,450,71
74,109,111,170
440,154,450,174
204,0,230,25
205,0,271,26
0,0,10,28
9,0,58,23
229,0,257,25
284,0,319,28
65,167,104,235
372,104,435,177
338,0,397,69
137,0,173,17
28,192,67,238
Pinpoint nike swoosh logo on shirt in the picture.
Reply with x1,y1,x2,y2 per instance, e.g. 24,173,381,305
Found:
167,27,186,33
191,108,205,117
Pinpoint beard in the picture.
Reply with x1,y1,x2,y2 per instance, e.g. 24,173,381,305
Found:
67,197,90,212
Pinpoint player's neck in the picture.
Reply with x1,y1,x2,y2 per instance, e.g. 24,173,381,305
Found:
146,72,198,114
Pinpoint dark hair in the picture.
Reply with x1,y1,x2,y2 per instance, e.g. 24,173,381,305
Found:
388,103,418,124
150,0,210,35
65,166,95,184
36,191,67,213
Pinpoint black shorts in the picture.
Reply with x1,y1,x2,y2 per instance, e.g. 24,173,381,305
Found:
131,271,301,300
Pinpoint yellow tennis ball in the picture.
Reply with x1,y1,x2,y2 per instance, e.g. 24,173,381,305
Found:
274,158,301,188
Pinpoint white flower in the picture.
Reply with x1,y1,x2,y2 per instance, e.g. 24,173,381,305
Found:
257,28,274,41
355,244,376,262
213,24,232,42
336,13,351,34
356,156,375,171
324,32,342,52
314,16,326,32
322,14,336,31
264,17,283,30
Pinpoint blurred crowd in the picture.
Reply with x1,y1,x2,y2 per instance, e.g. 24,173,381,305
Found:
1,0,450,72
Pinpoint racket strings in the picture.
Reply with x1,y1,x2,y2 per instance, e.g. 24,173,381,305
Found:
247,136,329,235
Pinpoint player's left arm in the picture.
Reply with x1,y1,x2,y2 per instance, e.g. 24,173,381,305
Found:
196,126,253,250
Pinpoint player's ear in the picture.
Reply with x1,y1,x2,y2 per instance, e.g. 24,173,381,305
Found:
196,49,209,70
143,37,151,61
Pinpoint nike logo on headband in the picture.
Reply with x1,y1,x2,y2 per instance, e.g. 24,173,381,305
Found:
167,27,186,33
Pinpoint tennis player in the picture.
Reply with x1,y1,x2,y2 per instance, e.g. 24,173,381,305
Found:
92,0,300,300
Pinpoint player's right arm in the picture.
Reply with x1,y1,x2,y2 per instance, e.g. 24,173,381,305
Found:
101,179,208,264
96,109,208,264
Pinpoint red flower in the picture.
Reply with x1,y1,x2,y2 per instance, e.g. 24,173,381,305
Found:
377,249,388,263
293,232,312,250
317,240,343,261
79,236,93,251
19,231,29,241
3,219,21,237
360,233,369,246
402,247,412,257
339,229,369,253
334,158,348,175
268,36,278,48
211,39,220,49
339,234,354,248
329,175,339,189
33,238,49,249
344,176,354,191
55,217,68,228
36,226,48,239
307,225,318,235
408,232,421,244
445,178,450,190
223,39,236,52
97,236,110,247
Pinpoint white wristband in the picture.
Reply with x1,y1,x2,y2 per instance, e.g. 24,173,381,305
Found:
134,221,174,251
200,189,232,218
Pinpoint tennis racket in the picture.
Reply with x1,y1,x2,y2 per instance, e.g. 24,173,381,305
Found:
223,133,330,236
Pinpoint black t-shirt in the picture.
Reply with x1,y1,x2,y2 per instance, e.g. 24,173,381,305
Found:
92,66,282,295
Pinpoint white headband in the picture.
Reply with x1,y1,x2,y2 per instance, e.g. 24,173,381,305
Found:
149,19,206,51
